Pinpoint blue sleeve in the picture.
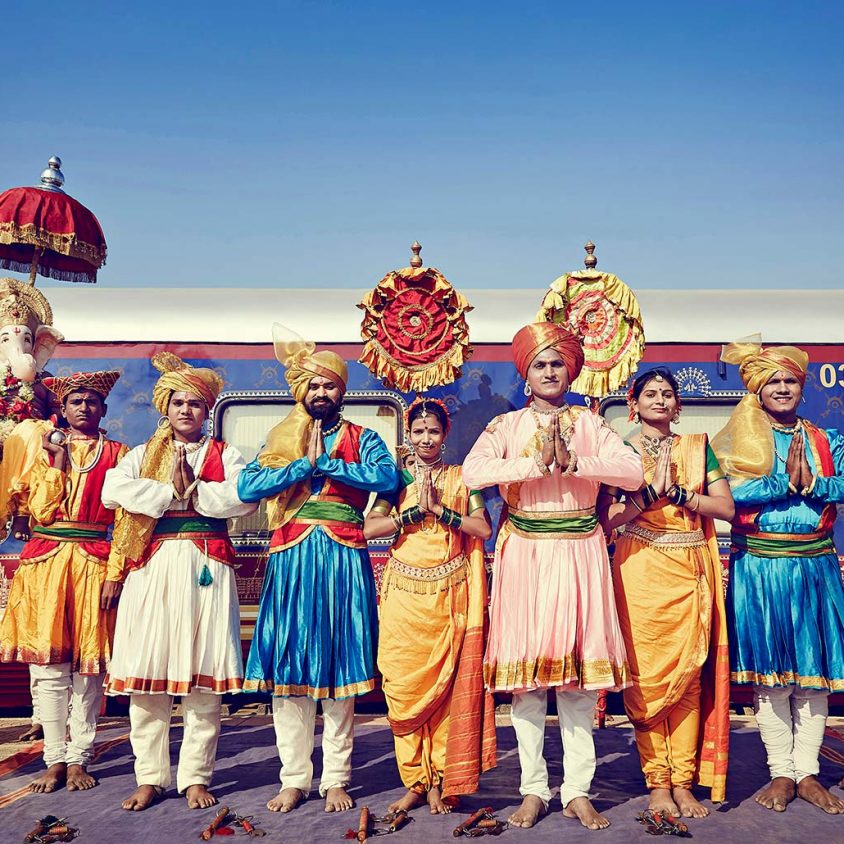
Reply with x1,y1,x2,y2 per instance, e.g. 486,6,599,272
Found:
315,429,399,493
730,472,791,505
811,429,844,503
236,456,314,503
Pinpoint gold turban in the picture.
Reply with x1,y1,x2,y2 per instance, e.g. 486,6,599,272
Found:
711,336,810,486
112,353,223,564
259,325,348,528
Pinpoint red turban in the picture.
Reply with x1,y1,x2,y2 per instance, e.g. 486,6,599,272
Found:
512,323,585,382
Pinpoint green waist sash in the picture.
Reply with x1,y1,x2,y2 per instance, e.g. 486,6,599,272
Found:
294,500,364,525
32,523,108,542
508,509,598,537
731,530,834,558
153,515,229,537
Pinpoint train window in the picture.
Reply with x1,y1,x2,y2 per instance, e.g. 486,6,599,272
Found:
211,391,406,539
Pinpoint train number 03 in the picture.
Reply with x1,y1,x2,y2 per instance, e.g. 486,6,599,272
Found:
819,364,844,389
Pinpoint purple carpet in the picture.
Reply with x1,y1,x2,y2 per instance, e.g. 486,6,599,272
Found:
2,717,843,842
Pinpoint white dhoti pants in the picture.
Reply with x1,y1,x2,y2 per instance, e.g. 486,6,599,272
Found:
754,685,828,783
30,663,103,768
272,696,355,796
129,691,222,793
511,687,598,807
29,666,42,726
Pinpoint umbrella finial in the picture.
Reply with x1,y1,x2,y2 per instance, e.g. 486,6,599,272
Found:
410,241,423,268
38,157,65,193
584,240,597,269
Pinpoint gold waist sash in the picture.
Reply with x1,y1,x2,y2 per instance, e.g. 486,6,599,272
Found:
622,522,706,549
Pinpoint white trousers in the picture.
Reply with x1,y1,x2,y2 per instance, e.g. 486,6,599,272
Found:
511,687,598,807
30,663,103,768
754,685,828,783
129,691,222,793
272,696,355,796
29,666,41,726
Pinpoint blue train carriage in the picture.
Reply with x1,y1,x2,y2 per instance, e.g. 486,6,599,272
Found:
0,286,842,708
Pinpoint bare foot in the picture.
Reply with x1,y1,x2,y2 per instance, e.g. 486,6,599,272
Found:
29,763,66,793
122,784,163,811
267,787,306,813
185,783,217,809
673,787,709,818
647,787,679,816
325,785,354,812
387,788,427,815
754,777,795,812
797,776,844,814
18,723,44,742
427,785,456,814
563,796,610,830
508,794,547,828
66,764,97,791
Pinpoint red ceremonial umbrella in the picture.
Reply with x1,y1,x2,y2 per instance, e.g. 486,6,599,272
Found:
0,157,107,284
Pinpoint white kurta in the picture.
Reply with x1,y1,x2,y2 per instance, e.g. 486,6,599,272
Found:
102,440,256,696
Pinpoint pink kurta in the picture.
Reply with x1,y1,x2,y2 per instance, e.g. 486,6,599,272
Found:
463,406,643,693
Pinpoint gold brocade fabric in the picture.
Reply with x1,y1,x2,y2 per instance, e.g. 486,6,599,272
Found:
378,465,496,796
257,329,348,529
712,338,809,486
612,434,730,801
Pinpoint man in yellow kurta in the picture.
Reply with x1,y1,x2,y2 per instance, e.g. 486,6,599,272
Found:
0,371,127,793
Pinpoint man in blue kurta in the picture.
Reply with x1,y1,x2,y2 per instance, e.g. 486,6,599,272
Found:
713,338,844,816
239,328,398,814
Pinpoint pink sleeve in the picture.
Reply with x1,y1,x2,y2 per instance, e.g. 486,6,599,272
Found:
574,418,643,490
462,415,546,489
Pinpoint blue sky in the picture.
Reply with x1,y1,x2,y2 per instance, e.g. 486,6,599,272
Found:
2,1,842,290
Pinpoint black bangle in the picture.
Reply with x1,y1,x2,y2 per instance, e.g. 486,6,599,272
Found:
667,485,688,507
400,506,425,527
641,484,659,506
437,506,463,530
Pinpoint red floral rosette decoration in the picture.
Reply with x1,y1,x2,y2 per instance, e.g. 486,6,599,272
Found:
357,243,473,392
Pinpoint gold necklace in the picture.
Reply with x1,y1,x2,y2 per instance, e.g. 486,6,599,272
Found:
529,404,573,443
640,432,675,461
770,418,802,435
67,433,104,474
322,416,344,436
177,435,208,454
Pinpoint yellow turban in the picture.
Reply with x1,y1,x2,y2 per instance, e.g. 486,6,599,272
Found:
150,352,224,414
259,325,348,528
112,353,223,565
721,336,808,394
712,336,810,487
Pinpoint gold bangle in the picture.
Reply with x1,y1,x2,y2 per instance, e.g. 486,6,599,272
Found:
688,491,700,512
630,496,644,513
561,452,578,477
534,453,552,476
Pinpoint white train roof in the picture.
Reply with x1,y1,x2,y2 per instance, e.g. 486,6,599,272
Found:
38,287,843,345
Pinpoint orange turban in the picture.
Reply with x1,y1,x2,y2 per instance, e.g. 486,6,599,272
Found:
43,370,120,402
721,336,808,394
512,323,585,382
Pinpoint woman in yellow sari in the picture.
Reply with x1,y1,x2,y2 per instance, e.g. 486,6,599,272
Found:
599,368,734,820
364,397,496,815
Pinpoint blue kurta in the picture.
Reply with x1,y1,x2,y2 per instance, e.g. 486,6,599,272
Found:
728,426,844,691
238,426,398,700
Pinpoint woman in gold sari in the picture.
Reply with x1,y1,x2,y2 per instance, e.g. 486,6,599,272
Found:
364,397,496,815
599,368,734,820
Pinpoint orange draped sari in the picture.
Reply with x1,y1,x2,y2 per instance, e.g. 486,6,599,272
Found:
376,465,496,797
611,434,730,801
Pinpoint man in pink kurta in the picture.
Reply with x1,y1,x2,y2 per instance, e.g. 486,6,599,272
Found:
463,322,643,830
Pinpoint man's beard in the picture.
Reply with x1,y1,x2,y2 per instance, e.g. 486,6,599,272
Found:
307,397,340,420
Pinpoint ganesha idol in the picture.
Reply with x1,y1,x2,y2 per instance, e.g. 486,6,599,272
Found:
0,277,64,541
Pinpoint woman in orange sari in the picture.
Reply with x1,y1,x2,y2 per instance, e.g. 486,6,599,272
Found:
599,368,734,820
364,397,496,816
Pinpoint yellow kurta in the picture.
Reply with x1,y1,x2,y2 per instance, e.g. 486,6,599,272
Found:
611,434,730,800
0,437,128,674
376,465,496,797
